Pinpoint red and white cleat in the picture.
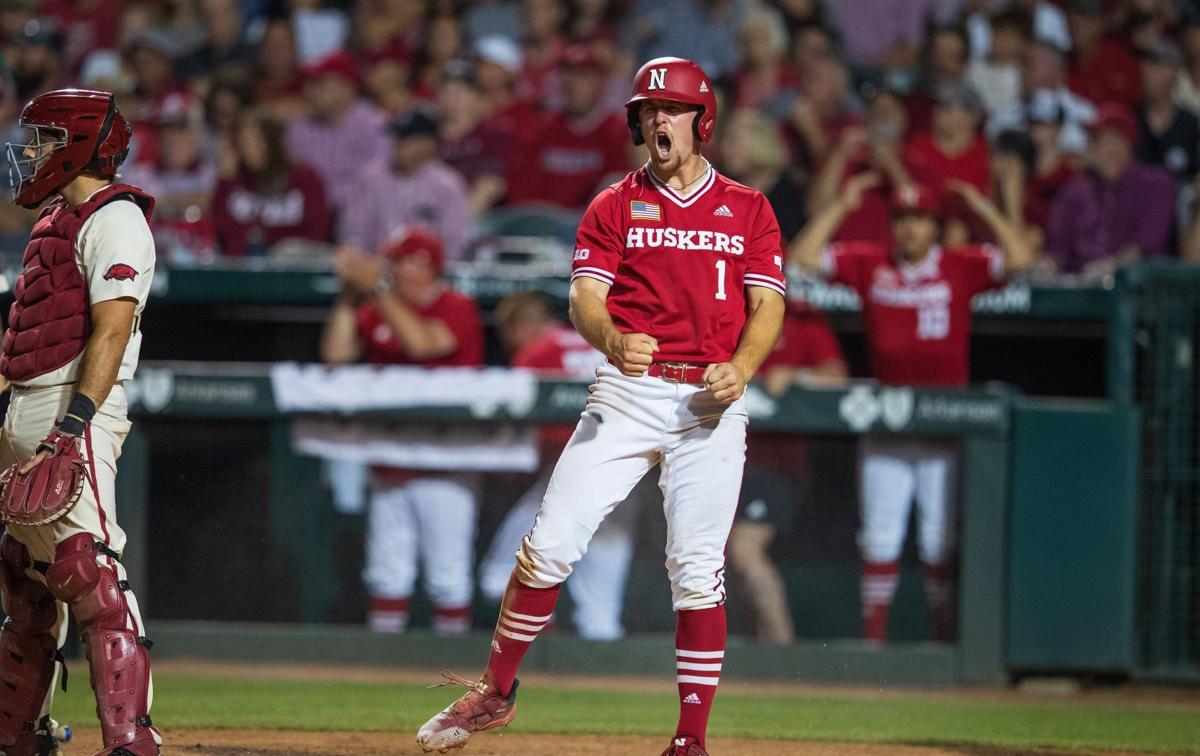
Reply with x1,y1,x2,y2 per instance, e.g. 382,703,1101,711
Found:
661,735,709,755
415,672,518,753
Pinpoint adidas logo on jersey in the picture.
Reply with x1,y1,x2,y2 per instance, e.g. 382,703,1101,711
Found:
682,693,702,704
713,205,733,217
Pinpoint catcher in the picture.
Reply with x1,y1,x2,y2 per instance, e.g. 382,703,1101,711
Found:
0,89,160,755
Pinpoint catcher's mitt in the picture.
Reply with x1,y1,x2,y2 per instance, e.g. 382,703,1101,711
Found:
0,430,88,527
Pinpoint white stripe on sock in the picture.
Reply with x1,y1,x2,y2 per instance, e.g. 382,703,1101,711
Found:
496,627,537,642
675,649,724,659
677,675,720,686
676,662,723,672
505,610,554,623
501,619,547,632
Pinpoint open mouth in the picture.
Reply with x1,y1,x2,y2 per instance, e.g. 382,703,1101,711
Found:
654,131,672,161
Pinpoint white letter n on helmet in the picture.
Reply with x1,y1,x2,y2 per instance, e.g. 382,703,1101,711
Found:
648,68,667,90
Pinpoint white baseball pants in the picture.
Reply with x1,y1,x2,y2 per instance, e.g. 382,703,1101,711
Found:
857,437,959,565
519,364,748,612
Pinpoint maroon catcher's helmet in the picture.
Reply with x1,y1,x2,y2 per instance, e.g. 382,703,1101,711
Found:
624,57,718,146
6,89,132,208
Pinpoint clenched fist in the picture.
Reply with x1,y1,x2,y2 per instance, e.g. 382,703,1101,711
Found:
703,362,748,404
606,332,658,376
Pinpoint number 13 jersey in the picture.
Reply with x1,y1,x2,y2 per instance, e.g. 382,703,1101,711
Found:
571,162,788,364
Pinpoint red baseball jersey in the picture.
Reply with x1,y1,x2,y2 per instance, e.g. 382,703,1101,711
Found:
355,289,484,367
823,243,1005,386
512,323,605,378
759,305,846,374
507,111,629,211
571,164,788,364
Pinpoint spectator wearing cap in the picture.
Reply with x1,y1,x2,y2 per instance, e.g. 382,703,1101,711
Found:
176,0,255,81
338,109,470,261
320,229,484,636
437,60,513,216
507,46,629,211
624,0,748,81
211,109,333,257
903,82,991,233
122,28,190,167
981,129,1050,249
989,41,1097,155
1135,38,1199,186
1046,102,1176,275
965,9,1032,116
123,93,220,260
1019,92,1081,227
473,34,540,136
1066,0,1142,109
286,51,391,216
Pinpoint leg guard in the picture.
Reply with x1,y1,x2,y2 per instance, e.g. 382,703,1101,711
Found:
0,534,59,754
45,535,157,756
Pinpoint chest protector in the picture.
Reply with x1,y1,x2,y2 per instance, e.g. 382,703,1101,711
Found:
0,184,154,383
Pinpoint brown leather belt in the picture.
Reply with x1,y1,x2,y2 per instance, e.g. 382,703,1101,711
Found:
647,361,707,383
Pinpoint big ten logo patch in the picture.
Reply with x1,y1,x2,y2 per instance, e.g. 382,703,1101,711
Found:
573,248,590,261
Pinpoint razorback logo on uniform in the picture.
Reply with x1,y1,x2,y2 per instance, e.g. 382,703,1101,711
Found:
103,264,138,282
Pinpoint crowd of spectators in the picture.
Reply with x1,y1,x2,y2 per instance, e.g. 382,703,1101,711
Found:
4,0,1200,273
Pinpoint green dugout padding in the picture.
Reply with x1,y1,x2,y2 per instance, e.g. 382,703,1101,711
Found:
1007,399,1139,673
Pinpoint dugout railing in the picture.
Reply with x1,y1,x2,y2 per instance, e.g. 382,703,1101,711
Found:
112,362,1135,685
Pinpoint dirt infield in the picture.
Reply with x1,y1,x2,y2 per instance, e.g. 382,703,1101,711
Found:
65,727,1149,755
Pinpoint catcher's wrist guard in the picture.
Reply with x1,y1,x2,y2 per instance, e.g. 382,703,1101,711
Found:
53,393,96,438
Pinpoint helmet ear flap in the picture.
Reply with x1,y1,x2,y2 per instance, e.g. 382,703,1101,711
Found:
627,103,644,146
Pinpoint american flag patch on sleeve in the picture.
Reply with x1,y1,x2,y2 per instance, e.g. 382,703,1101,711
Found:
630,200,662,221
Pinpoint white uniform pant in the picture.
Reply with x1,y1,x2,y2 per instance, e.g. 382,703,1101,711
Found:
481,469,638,640
363,474,477,608
857,437,958,565
0,383,150,715
521,364,747,612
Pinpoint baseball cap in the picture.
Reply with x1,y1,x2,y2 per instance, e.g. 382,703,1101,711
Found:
1089,101,1137,143
156,92,201,128
1026,90,1064,124
475,35,522,74
1138,37,1184,68
934,82,983,113
391,108,439,139
381,228,445,274
303,51,361,88
891,183,941,218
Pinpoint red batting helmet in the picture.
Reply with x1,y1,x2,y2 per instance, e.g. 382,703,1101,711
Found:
624,57,718,146
5,89,131,208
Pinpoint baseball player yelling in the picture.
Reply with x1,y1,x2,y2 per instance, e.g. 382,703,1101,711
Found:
417,58,788,756
0,89,161,755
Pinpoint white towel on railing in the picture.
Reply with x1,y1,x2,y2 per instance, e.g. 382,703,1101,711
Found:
291,418,539,472
270,363,539,418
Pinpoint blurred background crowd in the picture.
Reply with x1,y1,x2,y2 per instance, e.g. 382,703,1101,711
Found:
4,0,1200,275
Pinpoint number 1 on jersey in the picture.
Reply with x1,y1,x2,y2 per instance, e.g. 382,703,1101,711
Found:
714,259,727,300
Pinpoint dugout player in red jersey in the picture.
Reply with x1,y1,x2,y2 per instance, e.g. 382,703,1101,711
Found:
418,57,787,756
321,229,484,636
791,175,1032,643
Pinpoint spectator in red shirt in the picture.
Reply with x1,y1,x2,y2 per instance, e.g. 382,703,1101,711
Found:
792,177,1033,642
1067,0,1142,108
121,29,189,166
320,229,484,635
437,60,513,217
904,82,991,242
507,46,628,211
730,303,847,644
473,35,540,136
38,0,122,76
211,109,332,257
